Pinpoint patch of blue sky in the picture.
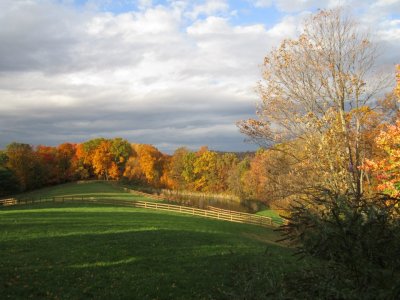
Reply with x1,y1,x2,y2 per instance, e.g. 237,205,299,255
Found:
388,13,400,20
63,0,285,27
66,0,138,13
228,0,284,27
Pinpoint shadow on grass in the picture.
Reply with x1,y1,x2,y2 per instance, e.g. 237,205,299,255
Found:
0,203,297,299
1,229,296,299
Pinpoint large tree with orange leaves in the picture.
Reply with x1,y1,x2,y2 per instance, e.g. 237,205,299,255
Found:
124,144,165,187
92,140,115,180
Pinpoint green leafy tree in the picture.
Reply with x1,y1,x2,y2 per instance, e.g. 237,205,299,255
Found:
110,138,132,171
169,147,190,189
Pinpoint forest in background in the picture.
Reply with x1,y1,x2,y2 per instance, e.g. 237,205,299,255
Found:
0,139,277,204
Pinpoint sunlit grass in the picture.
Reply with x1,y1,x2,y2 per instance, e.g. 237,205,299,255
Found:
12,181,157,202
0,202,302,299
256,209,284,225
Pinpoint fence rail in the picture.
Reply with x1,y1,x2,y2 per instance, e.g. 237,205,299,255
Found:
133,201,275,227
0,198,17,206
0,196,278,228
121,187,166,201
207,205,276,226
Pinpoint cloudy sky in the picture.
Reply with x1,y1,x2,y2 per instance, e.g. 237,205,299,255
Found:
0,0,399,153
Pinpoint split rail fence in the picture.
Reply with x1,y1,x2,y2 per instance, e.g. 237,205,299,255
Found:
0,196,278,228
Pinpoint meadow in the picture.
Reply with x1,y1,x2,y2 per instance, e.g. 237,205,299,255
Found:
12,181,156,202
0,182,299,299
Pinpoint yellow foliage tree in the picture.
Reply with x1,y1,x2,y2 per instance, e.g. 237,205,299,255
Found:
193,150,218,192
237,8,386,201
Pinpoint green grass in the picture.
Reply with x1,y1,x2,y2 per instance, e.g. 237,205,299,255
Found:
0,202,306,299
256,209,285,225
12,181,158,202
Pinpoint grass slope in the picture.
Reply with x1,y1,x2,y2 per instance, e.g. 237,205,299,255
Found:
15,181,285,224
256,209,285,225
13,181,155,202
0,202,303,299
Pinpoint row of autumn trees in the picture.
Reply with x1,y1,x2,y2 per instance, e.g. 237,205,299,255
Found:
0,137,282,201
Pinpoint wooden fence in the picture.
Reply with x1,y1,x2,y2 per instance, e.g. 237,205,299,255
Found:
0,196,278,228
133,201,275,227
121,187,166,201
0,198,17,206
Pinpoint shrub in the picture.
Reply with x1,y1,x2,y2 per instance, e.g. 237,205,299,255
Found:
279,190,400,299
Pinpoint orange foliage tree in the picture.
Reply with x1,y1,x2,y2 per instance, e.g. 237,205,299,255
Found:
124,144,165,187
364,120,400,197
364,67,400,198
73,143,90,179
92,140,115,180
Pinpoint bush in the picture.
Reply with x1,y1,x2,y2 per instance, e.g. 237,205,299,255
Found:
279,190,400,299
0,167,19,196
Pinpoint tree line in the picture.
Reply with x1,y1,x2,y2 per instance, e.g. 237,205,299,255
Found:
0,138,290,203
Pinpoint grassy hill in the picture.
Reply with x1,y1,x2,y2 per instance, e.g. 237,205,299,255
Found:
1,182,302,299
256,209,285,225
12,181,156,202
0,202,305,299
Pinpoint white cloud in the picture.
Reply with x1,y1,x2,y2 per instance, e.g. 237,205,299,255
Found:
0,0,398,152
137,0,153,10
266,14,302,37
186,0,229,19
250,0,273,8
249,0,321,11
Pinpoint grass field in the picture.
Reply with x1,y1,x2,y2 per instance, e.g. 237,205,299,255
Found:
256,209,285,225
13,181,284,223
0,201,306,299
12,181,157,202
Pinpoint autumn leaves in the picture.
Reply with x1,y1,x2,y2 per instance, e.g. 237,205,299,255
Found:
238,8,399,202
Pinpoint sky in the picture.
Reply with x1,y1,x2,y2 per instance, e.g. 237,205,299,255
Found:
0,0,399,153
